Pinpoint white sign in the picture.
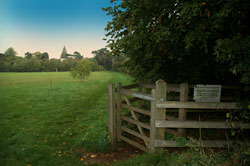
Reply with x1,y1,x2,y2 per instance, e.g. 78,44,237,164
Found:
194,85,222,102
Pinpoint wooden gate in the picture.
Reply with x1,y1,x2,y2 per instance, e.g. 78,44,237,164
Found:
107,80,250,152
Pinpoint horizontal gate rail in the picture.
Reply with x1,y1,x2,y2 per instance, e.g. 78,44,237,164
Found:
157,101,239,109
119,88,155,101
155,120,250,129
164,109,231,113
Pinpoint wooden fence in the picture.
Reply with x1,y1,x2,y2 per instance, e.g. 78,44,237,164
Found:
107,80,250,153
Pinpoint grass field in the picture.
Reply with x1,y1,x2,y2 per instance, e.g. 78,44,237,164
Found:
0,72,133,165
0,72,243,166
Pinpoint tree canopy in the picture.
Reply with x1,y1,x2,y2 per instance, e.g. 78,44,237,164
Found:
92,48,113,70
103,0,250,85
4,47,17,57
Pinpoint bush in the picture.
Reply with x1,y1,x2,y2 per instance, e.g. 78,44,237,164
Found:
70,59,91,82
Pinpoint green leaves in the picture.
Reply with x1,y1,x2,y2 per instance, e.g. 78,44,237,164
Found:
70,59,91,82
103,0,250,87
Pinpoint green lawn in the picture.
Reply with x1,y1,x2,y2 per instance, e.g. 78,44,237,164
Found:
0,72,132,165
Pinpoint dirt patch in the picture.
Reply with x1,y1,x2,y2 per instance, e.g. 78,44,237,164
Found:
79,142,144,165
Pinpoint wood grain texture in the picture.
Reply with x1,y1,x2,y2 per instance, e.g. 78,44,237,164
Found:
157,101,239,109
155,120,250,129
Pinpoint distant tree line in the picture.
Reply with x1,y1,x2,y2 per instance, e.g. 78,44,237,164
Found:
0,47,127,73
0,47,77,72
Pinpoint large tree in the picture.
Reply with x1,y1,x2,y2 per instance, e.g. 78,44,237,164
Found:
4,47,17,57
92,48,113,70
103,0,250,85
42,52,49,60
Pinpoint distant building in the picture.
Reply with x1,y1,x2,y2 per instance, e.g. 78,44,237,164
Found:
60,46,82,61
60,46,68,60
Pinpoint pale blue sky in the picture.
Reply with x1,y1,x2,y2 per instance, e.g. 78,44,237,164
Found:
0,0,113,58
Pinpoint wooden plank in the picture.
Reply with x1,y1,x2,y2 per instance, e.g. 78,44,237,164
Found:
166,109,229,113
121,126,150,142
157,101,240,109
124,96,149,146
120,136,148,152
117,83,122,142
155,120,250,129
121,115,150,130
155,80,167,152
121,103,151,116
178,83,189,135
155,140,229,148
122,83,139,89
165,96,236,101
108,84,116,145
150,89,156,152
119,88,155,101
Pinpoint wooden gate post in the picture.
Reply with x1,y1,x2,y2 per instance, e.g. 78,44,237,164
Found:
150,80,167,152
178,83,189,136
108,84,116,146
116,83,122,142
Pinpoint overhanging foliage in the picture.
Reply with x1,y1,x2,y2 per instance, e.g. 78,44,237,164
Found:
103,0,250,85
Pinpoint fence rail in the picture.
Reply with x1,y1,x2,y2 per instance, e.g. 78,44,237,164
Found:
156,101,239,109
119,88,155,101
155,120,250,129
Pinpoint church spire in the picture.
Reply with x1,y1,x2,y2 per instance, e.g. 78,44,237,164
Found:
60,46,68,59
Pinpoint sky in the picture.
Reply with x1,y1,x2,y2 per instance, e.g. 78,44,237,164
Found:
0,0,113,58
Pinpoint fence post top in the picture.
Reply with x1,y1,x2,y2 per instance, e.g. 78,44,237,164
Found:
156,79,166,84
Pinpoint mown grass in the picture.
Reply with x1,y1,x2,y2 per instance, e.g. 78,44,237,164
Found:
0,72,132,165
